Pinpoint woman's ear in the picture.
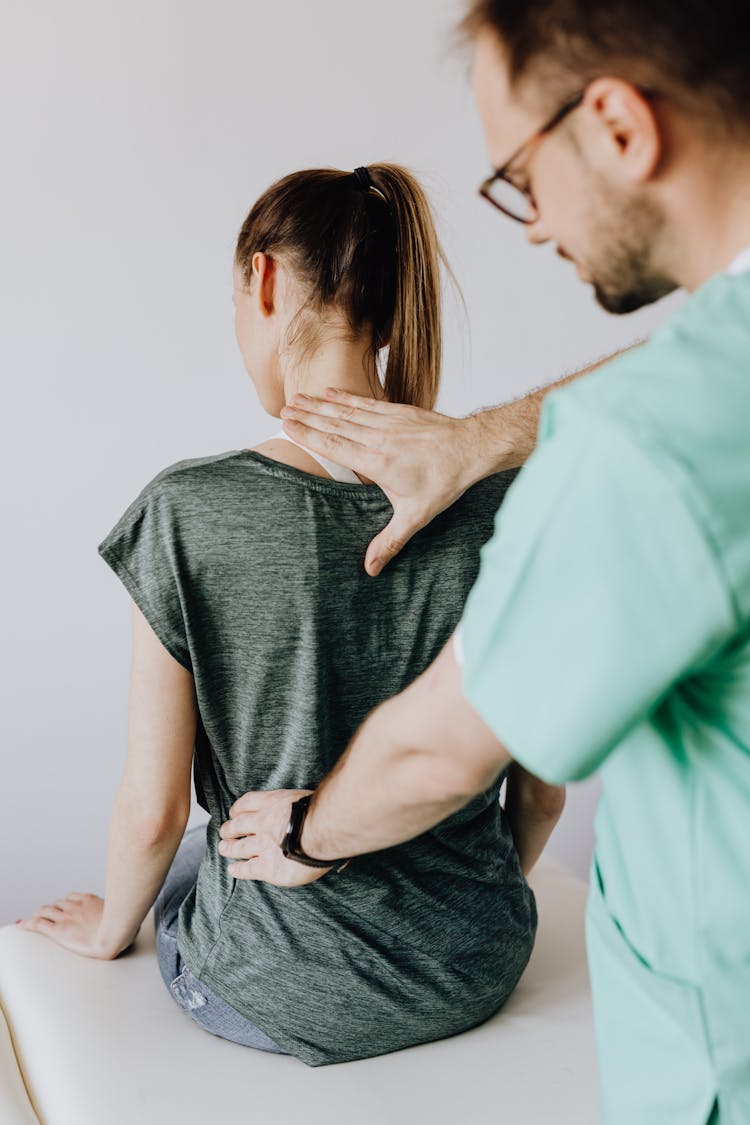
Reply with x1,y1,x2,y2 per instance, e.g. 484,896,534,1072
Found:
252,251,277,318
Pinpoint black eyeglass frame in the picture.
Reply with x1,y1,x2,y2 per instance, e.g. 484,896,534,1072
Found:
479,83,657,223
478,89,586,223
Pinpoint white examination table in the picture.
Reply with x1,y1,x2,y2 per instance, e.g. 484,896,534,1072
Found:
0,857,598,1124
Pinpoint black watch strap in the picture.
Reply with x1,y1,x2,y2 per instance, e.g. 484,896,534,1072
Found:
281,795,351,869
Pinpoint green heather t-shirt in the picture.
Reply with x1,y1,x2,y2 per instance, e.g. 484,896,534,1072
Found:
97,450,536,1066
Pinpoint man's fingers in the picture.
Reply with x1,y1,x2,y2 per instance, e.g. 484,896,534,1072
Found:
228,787,311,820
280,416,384,480
219,836,258,860
220,813,257,839
282,400,391,434
227,792,265,817
290,388,410,419
364,510,429,577
324,387,394,412
227,859,258,881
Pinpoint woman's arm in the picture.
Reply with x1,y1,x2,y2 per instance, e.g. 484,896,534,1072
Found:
503,763,566,876
19,601,197,958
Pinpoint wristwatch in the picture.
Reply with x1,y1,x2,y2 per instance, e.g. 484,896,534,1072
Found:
280,794,351,869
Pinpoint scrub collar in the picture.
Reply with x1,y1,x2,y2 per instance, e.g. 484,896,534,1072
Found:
726,245,750,275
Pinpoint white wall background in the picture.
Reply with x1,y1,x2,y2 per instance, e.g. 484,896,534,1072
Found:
1,0,682,920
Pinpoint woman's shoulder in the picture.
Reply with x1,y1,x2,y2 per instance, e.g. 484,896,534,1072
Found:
450,465,522,523
110,451,254,531
147,449,246,490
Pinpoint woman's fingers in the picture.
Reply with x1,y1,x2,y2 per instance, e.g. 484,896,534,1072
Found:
16,893,109,958
21,909,59,928
23,895,86,926
19,916,55,935
54,897,78,911
37,903,65,920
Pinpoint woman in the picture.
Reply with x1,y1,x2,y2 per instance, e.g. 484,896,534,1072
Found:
18,163,564,1066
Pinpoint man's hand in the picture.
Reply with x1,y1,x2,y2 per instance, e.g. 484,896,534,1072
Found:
219,789,333,887
278,351,640,575
279,389,480,576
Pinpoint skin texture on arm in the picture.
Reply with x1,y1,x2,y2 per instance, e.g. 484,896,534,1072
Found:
218,630,511,886
464,346,640,471
503,763,566,875
278,342,643,576
19,602,197,958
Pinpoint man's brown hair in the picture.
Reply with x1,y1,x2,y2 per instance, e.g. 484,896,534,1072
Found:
459,0,750,134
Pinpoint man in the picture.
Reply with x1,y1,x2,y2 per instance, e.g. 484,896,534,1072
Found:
219,3,750,1120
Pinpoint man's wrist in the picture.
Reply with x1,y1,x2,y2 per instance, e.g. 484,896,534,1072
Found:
280,794,349,870
461,411,519,480
298,797,326,861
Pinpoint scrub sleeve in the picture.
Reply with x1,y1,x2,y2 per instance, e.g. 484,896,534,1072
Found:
454,406,734,1125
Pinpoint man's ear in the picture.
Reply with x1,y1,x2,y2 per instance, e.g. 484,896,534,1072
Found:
582,77,663,185
251,251,276,318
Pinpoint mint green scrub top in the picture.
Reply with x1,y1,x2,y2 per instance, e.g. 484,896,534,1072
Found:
455,255,750,1125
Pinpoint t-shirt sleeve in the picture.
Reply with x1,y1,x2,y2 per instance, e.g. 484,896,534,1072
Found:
457,414,734,784
97,479,192,671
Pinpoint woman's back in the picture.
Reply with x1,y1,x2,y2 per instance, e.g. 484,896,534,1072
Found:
98,448,537,1065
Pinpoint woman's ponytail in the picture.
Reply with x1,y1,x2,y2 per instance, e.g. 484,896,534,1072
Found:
365,164,445,411
235,162,451,410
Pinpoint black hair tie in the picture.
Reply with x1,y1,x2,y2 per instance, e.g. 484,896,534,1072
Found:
352,166,372,192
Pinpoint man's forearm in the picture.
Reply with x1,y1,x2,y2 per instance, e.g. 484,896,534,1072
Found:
301,654,504,862
463,342,644,477
301,702,475,862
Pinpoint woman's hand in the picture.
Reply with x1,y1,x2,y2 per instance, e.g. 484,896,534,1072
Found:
504,764,566,876
16,893,134,959
219,789,333,887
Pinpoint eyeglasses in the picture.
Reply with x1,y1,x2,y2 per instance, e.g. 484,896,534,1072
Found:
479,89,586,224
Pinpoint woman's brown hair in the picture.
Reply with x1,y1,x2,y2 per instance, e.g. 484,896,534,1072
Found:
234,164,448,411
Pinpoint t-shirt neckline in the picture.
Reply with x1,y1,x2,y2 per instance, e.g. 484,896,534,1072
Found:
236,448,388,499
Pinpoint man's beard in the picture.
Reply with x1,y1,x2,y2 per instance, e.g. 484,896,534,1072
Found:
585,183,677,315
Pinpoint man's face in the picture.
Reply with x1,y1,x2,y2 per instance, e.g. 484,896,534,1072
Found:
471,28,675,314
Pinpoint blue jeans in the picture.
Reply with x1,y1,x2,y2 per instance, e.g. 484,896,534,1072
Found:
153,823,288,1055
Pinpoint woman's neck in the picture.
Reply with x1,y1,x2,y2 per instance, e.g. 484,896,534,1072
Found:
281,335,385,405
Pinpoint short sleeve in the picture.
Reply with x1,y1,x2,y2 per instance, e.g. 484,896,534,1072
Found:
457,415,734,784
97,480,192,671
